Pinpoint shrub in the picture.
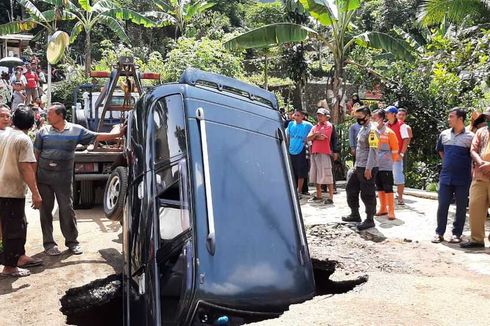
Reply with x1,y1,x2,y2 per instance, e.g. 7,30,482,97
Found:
163,37,244,82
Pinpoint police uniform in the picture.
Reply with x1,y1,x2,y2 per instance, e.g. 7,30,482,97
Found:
343,121,379,229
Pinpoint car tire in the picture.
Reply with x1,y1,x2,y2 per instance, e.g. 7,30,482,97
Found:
104,167,128,222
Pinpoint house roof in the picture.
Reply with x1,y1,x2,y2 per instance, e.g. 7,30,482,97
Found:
0,34,34,41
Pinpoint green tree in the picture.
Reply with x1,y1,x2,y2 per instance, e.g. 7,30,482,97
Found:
150,0,215,39
225,0,415,121
418,0,490,26
66,0,155,76
163,37,243,82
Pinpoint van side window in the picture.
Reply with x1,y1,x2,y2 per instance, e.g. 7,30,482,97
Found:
153,95,186,164
158,159,190,241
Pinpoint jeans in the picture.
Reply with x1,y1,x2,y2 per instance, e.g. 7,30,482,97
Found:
436,182,469,237
393,159,404,185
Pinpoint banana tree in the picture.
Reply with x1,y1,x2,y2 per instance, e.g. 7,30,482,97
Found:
225,23,315,90
0,0,73,106
226,0,416,122
66,0,156,76
149,0,215,39
418,0,490,26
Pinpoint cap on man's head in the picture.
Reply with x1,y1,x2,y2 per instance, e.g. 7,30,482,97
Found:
385,106,398,114
355,105,371,115
316,108,330,116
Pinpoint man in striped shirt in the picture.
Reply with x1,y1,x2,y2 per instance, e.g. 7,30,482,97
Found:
34,103,124,256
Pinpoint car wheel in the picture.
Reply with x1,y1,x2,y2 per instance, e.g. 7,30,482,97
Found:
104,167,128,221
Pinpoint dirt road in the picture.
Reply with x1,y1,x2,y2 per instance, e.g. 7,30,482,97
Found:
0,204,122,326
1,189,490,325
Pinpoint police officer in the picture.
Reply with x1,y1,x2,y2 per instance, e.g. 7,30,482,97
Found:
342,106,379,230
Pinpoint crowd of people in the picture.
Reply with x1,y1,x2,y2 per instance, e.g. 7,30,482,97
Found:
285,95,490,244
0,59,48,130
1,88,489,278
0,103,123,277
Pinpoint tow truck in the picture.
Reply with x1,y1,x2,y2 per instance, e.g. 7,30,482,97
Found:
72,56,159,220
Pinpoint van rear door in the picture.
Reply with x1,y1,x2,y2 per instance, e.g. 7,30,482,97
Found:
190,96,315,313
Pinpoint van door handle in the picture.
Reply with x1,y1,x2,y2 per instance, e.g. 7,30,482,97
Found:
197,108,216,255
278,128,307,264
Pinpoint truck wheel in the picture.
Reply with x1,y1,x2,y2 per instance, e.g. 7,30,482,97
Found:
79,181,95,209
73,180,95,209
104,167,128,221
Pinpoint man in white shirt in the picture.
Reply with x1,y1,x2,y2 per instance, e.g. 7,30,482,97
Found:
0,107,43,277
396,108,413,203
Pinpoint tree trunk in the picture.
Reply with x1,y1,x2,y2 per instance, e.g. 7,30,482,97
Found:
331,59,344,124
263,52,268,91
297,82,304,111
84,30,91,77
47,63,52,107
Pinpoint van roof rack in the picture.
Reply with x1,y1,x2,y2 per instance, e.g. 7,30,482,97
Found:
179,68,278,110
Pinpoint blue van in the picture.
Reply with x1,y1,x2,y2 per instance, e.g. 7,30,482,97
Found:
123,69,315,325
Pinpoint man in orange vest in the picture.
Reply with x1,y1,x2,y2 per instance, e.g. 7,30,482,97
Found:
373,109,399,220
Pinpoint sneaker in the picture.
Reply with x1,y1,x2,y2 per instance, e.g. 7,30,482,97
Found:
307,196,322,203
431,235,444,243
448,235,462,243
45,246,61,256
460,241,485,249
341,214,361,222
69,245,83,255
357,219,375,230
324,198,334,205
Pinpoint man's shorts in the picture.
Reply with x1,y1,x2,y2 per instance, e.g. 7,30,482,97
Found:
393,160,405,185
290,148,309,179
375,170,394,193
25,88,38,100
309,153,333,185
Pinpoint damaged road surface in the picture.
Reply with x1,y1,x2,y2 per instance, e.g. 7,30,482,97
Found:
59,260,368,326
60,274,123,326
3,191,490,325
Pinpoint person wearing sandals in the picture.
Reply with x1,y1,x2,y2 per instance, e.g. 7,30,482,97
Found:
286,109,313,196
0,107,43,277
372,109,399,220
432,108,474,244
34,103,124,256
342,106,379,230
386,106,410,205
307,108,339,205
461,107,490,248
